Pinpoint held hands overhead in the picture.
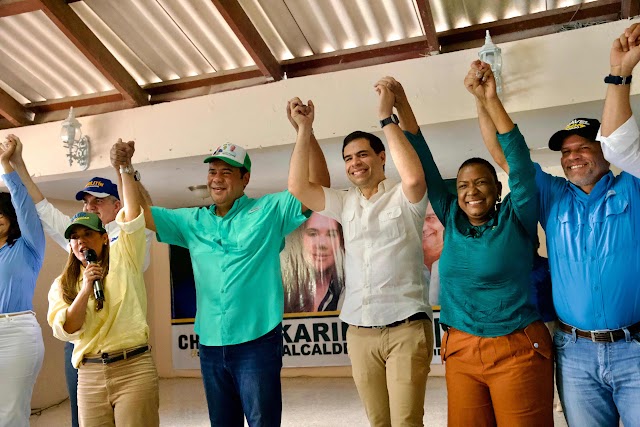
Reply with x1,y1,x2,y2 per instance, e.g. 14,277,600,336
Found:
374,77,396,120
0,135,17,164
288,97,315,130
110,138,135,169
611,23,640,76
464,60,498,102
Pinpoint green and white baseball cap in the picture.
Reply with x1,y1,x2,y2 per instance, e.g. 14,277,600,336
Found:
203,143,252,172
64,212,107,239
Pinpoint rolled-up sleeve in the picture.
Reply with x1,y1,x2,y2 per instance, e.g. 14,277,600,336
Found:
47,278,83,342
598,116,640,178
319,187,346,224
115,209,147,272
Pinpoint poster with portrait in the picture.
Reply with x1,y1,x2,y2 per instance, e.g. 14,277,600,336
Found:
170,206,446,369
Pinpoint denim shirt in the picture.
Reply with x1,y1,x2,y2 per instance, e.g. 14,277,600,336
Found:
536,164,640,330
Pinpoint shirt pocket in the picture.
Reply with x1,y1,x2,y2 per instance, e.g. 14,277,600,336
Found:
593,195,630,256
378,206,405,240
344,209,357,241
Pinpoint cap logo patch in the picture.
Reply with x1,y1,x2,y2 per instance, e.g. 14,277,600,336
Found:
564,119,590,131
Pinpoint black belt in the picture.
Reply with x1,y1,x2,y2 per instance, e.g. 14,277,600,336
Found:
360,312,430,329
83,345,149,365
559,321,640,343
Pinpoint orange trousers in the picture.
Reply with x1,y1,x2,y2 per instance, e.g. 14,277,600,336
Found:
442,321,554,427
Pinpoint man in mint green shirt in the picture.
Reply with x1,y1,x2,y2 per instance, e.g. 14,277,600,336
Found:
135,126,329,426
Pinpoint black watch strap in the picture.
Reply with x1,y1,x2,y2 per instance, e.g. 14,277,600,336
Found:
604,74,632,85
380,113,399,129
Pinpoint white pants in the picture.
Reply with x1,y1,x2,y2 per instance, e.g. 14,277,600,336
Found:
0,311,45,427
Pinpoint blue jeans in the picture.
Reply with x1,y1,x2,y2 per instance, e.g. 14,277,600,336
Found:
554,328,640,427
199,325,283,427
64,341,79,427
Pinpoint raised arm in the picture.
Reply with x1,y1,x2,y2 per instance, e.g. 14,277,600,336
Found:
386,78,452,221
287,99,330,211
115,140,141,222
601,24,640,135
597,24,640,177
6,135,74,250
467,61,538,236
376,77,426,203
0,137,45,258
111,139,156,231
6,135,45,203
288,98,327,212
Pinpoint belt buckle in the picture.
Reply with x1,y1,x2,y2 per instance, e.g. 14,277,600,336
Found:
590,330,614,343
101,353,110,365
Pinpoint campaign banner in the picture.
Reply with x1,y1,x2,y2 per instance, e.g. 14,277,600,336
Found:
170,207,445,370
171,309,445,369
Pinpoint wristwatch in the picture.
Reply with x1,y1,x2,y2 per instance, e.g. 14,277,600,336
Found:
380,114,399,129
119,165,140,181
604,74,632,85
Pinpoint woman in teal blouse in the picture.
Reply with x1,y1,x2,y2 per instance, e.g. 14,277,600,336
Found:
390,64,554,426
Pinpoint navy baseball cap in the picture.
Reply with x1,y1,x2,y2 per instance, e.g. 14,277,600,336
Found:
75,177,120,201
548,118,600,151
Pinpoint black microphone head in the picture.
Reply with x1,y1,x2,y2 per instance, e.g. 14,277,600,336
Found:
84,249,98,262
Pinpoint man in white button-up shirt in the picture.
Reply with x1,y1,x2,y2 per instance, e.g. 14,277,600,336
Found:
288,78,433,427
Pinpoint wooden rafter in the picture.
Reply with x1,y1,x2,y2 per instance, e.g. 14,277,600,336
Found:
2,0,627,126
35,0,149,106
438,0,622,50
210,0,283,81
621,0,640,18
415,0,439,52
0,0,39,17
0,87,31,127
284,38,432,78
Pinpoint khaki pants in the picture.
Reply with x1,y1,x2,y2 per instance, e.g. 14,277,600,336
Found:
77,351,159,427
442,321,554,427
347,319,434,427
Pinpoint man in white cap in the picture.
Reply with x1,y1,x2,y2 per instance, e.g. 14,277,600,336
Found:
125,133,329,426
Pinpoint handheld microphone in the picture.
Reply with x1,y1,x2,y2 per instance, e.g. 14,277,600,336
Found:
84,249,104,310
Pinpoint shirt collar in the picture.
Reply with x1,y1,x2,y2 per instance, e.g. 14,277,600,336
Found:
356,178,393,202
210,194,249,218
569,170,614,201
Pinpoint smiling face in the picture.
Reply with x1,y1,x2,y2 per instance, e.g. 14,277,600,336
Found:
207,159,250,215
422,203,444,270
302,213,342,274
343,138,386,189
68,225,109,265
560,134,610,193
456,163,501,226
82,194,120,224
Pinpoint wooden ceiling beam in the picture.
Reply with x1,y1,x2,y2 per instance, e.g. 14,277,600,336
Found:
35,0,149,106
0,0,40,18
621,0,640,18
0,87,31,127
415,0,440,52
438,0,622,48
210,0,283,80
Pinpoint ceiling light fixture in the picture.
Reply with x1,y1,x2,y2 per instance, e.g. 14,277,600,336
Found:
478,30,503,96
60,107,90,170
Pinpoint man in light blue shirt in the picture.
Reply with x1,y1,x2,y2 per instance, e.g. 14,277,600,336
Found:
483,25,640,427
